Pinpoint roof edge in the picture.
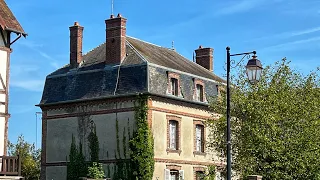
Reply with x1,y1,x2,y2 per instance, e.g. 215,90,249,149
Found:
36,92,212,108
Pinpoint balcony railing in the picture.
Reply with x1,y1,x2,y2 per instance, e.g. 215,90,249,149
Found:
0,155,21,176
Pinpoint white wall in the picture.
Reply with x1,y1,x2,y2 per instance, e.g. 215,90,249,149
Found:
0,49,8,156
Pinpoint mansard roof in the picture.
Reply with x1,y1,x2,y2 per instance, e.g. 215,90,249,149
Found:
40,36,225,106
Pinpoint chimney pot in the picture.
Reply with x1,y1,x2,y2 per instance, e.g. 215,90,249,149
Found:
74,22,79,26
199,45,203,49
110,14,114,18
117,13,122,17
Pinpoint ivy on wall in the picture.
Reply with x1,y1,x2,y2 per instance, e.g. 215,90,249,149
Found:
128,95,155,180
67,95,155,180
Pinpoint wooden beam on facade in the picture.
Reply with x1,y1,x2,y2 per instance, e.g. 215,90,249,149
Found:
0,75,5,90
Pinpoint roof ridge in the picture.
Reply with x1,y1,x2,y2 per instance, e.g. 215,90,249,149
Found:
127,36,165,48
127,35,221,79
126,39,148,63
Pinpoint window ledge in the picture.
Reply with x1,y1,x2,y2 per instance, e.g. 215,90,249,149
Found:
166,149,182,155
193,151,206,156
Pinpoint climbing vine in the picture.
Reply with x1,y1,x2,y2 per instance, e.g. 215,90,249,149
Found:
129,95,155,180
67,95,154,180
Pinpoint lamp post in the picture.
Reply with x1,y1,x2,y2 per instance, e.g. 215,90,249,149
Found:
226,47,263,180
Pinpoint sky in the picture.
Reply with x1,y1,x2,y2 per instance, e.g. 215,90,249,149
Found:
5,0,320,148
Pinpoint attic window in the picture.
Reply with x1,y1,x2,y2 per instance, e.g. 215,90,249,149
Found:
196,84,204,102
171,78,178,96
167,72,181,97
194,79,206,102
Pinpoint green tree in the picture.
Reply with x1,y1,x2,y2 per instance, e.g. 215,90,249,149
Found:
129,95,155,180
7,135,41,180
208,58,320,179
87,124,104,179
67,134,87,180
88,125,99,163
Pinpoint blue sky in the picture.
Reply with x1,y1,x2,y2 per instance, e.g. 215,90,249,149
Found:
5,0,320,148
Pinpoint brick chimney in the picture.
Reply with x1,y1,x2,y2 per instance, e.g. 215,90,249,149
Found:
105,13,127,65
195,45,214,72
69,22,84,68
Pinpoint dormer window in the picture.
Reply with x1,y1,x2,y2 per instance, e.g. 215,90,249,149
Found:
196,84,204,102
167,72,182,97
193,79,206,102
171,78,178,96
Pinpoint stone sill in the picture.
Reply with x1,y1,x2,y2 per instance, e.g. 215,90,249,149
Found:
193,151,206,156
166,149,182,155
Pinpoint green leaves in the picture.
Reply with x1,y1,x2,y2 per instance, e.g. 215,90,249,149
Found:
87,162,105,179
129,95,155,180
67,134,87,180
208,58,320,179
8,135,41,180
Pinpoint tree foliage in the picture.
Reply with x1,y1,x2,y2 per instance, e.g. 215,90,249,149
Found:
87,125,104,179
8,135,41,180
66,134,87,180
88,126,99,163
129,95,155,180
208,58,320,179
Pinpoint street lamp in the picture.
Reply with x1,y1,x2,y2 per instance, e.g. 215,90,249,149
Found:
226,47,263,180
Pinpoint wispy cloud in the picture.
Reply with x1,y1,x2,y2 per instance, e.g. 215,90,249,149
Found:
17,40,58,67
10,64,44,92
260,36,320,52
248,26,320,43
11,79,44,92
215,0,267,16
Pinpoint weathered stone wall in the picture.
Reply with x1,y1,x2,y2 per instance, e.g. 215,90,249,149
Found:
44,100,135,180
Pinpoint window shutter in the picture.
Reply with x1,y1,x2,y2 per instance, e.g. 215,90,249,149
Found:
165,169,170,180
179,170,184,180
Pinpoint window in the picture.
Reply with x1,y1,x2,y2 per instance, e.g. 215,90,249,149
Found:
169,120,178,150
165,168,184,180
167,115,182,154
167,72,181,97
171,78,179,96
196,125,204,152
194,120,206,155
194,167,206,180
170,171,179,180
196,84,204,102
193,79,206,102
196,171,205,180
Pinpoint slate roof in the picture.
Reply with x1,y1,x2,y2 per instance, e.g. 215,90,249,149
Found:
126,37,225,82
0,0,26,35
76,36,225,82
40,36,225,106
